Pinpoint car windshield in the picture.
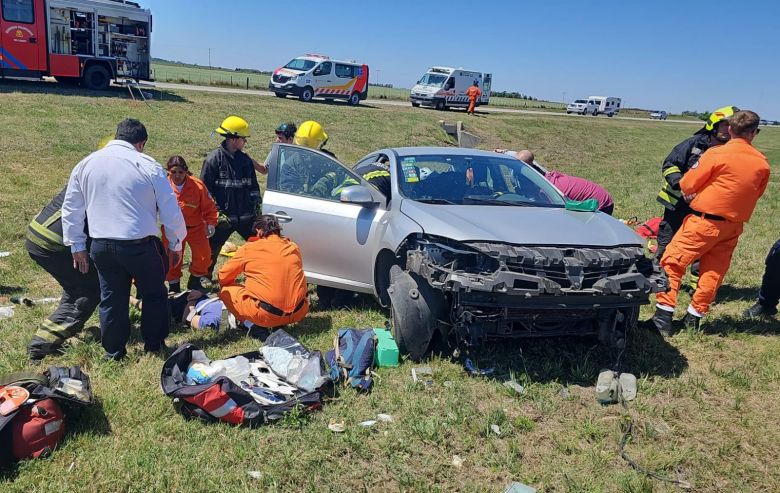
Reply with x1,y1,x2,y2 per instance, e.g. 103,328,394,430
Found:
574,99,587,104
284,58,317,71
396,154,566,207
417,73,447,87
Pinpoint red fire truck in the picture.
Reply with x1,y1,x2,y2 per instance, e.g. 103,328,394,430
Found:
0,0,151,89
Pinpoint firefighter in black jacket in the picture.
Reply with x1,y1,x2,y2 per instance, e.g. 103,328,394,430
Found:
655,105,739,290
201,116,262,278
25,187,100,360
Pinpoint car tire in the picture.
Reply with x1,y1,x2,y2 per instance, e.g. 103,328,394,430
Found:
411,102,420,108
434,99,446,111
348,92,360,106
566,111,571,114
592,111,599,117
274,92,286,98
82,65,111,90
387,265,442,361
299,86,314,102
607,113,614,117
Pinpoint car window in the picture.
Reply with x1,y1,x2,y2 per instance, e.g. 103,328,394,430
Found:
397,154,566,207
335,64,355,78
284,58,317,71
354,154,379,169
276,145,362,201
2,0,34,23
313,62,331,76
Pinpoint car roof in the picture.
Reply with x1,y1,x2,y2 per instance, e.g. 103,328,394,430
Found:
387,147,513,158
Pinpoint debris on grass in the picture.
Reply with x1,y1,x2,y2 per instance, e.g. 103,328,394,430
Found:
0,252,10,258
411,366,433,387
503,380,526,395
376,413,393,422
559,386,570,399
490,424,502,436
451,455,464,468
247,471,263,480
359,420,377,427
11,296,60,307
464,358,495,376
443,380,454,388
0,306,13,320
503,480,536,493
328,422,346,433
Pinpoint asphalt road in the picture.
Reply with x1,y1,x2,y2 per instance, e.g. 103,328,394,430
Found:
153,82,699,124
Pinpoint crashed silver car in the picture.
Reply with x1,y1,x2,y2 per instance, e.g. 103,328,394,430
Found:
263,145,666,360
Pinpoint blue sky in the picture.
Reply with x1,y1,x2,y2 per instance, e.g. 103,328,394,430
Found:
142,0,780,119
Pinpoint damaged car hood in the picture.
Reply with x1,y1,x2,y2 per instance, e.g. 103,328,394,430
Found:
400,200,642,247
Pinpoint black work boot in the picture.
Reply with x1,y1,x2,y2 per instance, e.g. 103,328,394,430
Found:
168,281,181,294
187,276,213,291
650,307,675,337
743,302,778,319
682,312,702,331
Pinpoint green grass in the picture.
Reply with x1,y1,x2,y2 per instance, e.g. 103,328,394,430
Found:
1,79,780,492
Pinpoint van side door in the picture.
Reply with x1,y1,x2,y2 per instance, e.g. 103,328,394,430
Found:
1,0,46,75
311,61,332,96
481,73,492,102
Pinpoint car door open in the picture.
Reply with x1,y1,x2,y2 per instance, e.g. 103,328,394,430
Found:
263,144,387,292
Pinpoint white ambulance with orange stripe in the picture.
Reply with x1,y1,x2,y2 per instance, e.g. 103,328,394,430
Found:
269,54,369,106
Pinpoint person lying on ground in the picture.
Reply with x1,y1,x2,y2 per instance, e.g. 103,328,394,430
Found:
496,149,615,215
217,215,309,330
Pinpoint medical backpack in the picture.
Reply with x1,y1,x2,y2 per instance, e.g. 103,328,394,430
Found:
0,366,94,465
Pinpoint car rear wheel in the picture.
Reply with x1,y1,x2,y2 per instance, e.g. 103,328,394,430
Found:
434,99,446,111
299,86,314,102
348,92,360,106
387,266,443,361
411,102,420,107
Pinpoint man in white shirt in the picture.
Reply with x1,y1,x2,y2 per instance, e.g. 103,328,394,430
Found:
62,119,186,360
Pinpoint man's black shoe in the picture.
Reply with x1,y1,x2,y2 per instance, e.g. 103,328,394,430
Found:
682,312,702,331
743,302,777,319
650,307,675,337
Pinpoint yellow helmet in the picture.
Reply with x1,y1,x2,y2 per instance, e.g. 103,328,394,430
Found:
704,106,739,132
215,116,250,138
294,120,328,149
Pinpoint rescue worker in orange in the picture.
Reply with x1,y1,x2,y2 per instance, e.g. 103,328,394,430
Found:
651,111,770,336
218,215,309,330
163,156,219,293
466,81,482,115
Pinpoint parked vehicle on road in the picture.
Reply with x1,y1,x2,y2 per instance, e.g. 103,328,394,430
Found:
262,145,666,360
566,99,589,114
410,67,491,111
650,110,668,120
268,54,369,106
0,0,152,90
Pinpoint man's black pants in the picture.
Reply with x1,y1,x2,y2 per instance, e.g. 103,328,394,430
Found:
208,215,256,277
758,238,780,309
27,245,100,359
90,237,169,358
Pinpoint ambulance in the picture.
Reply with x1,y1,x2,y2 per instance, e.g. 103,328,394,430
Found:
410,67,491,111
0,0,151,89
269,54,369,106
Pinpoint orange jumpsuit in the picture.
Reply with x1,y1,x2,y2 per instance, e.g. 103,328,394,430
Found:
218,234,309,328
163,175,218,281
656,138,770,315
466,86,482,114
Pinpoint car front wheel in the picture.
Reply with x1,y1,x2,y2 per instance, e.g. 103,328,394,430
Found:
387,265,443,361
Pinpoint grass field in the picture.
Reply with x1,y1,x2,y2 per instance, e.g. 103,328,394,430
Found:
1,79,779,492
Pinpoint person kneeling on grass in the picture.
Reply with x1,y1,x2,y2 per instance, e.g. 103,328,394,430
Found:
218,215,309,331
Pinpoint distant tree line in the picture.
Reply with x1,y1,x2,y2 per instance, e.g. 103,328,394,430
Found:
370,83,394,88
682,110,710,121
491,91,539,100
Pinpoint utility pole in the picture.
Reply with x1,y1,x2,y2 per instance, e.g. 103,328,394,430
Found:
208,48,211,70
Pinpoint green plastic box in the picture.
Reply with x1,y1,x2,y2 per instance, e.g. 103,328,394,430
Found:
373,328,399,367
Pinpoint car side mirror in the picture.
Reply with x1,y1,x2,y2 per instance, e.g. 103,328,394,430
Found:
340,185,377,207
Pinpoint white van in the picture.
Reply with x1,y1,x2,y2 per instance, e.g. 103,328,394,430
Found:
269,54,369,105
584,96,621,117
410,67,492,111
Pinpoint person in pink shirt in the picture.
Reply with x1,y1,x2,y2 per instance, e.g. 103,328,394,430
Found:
497,149,615,215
